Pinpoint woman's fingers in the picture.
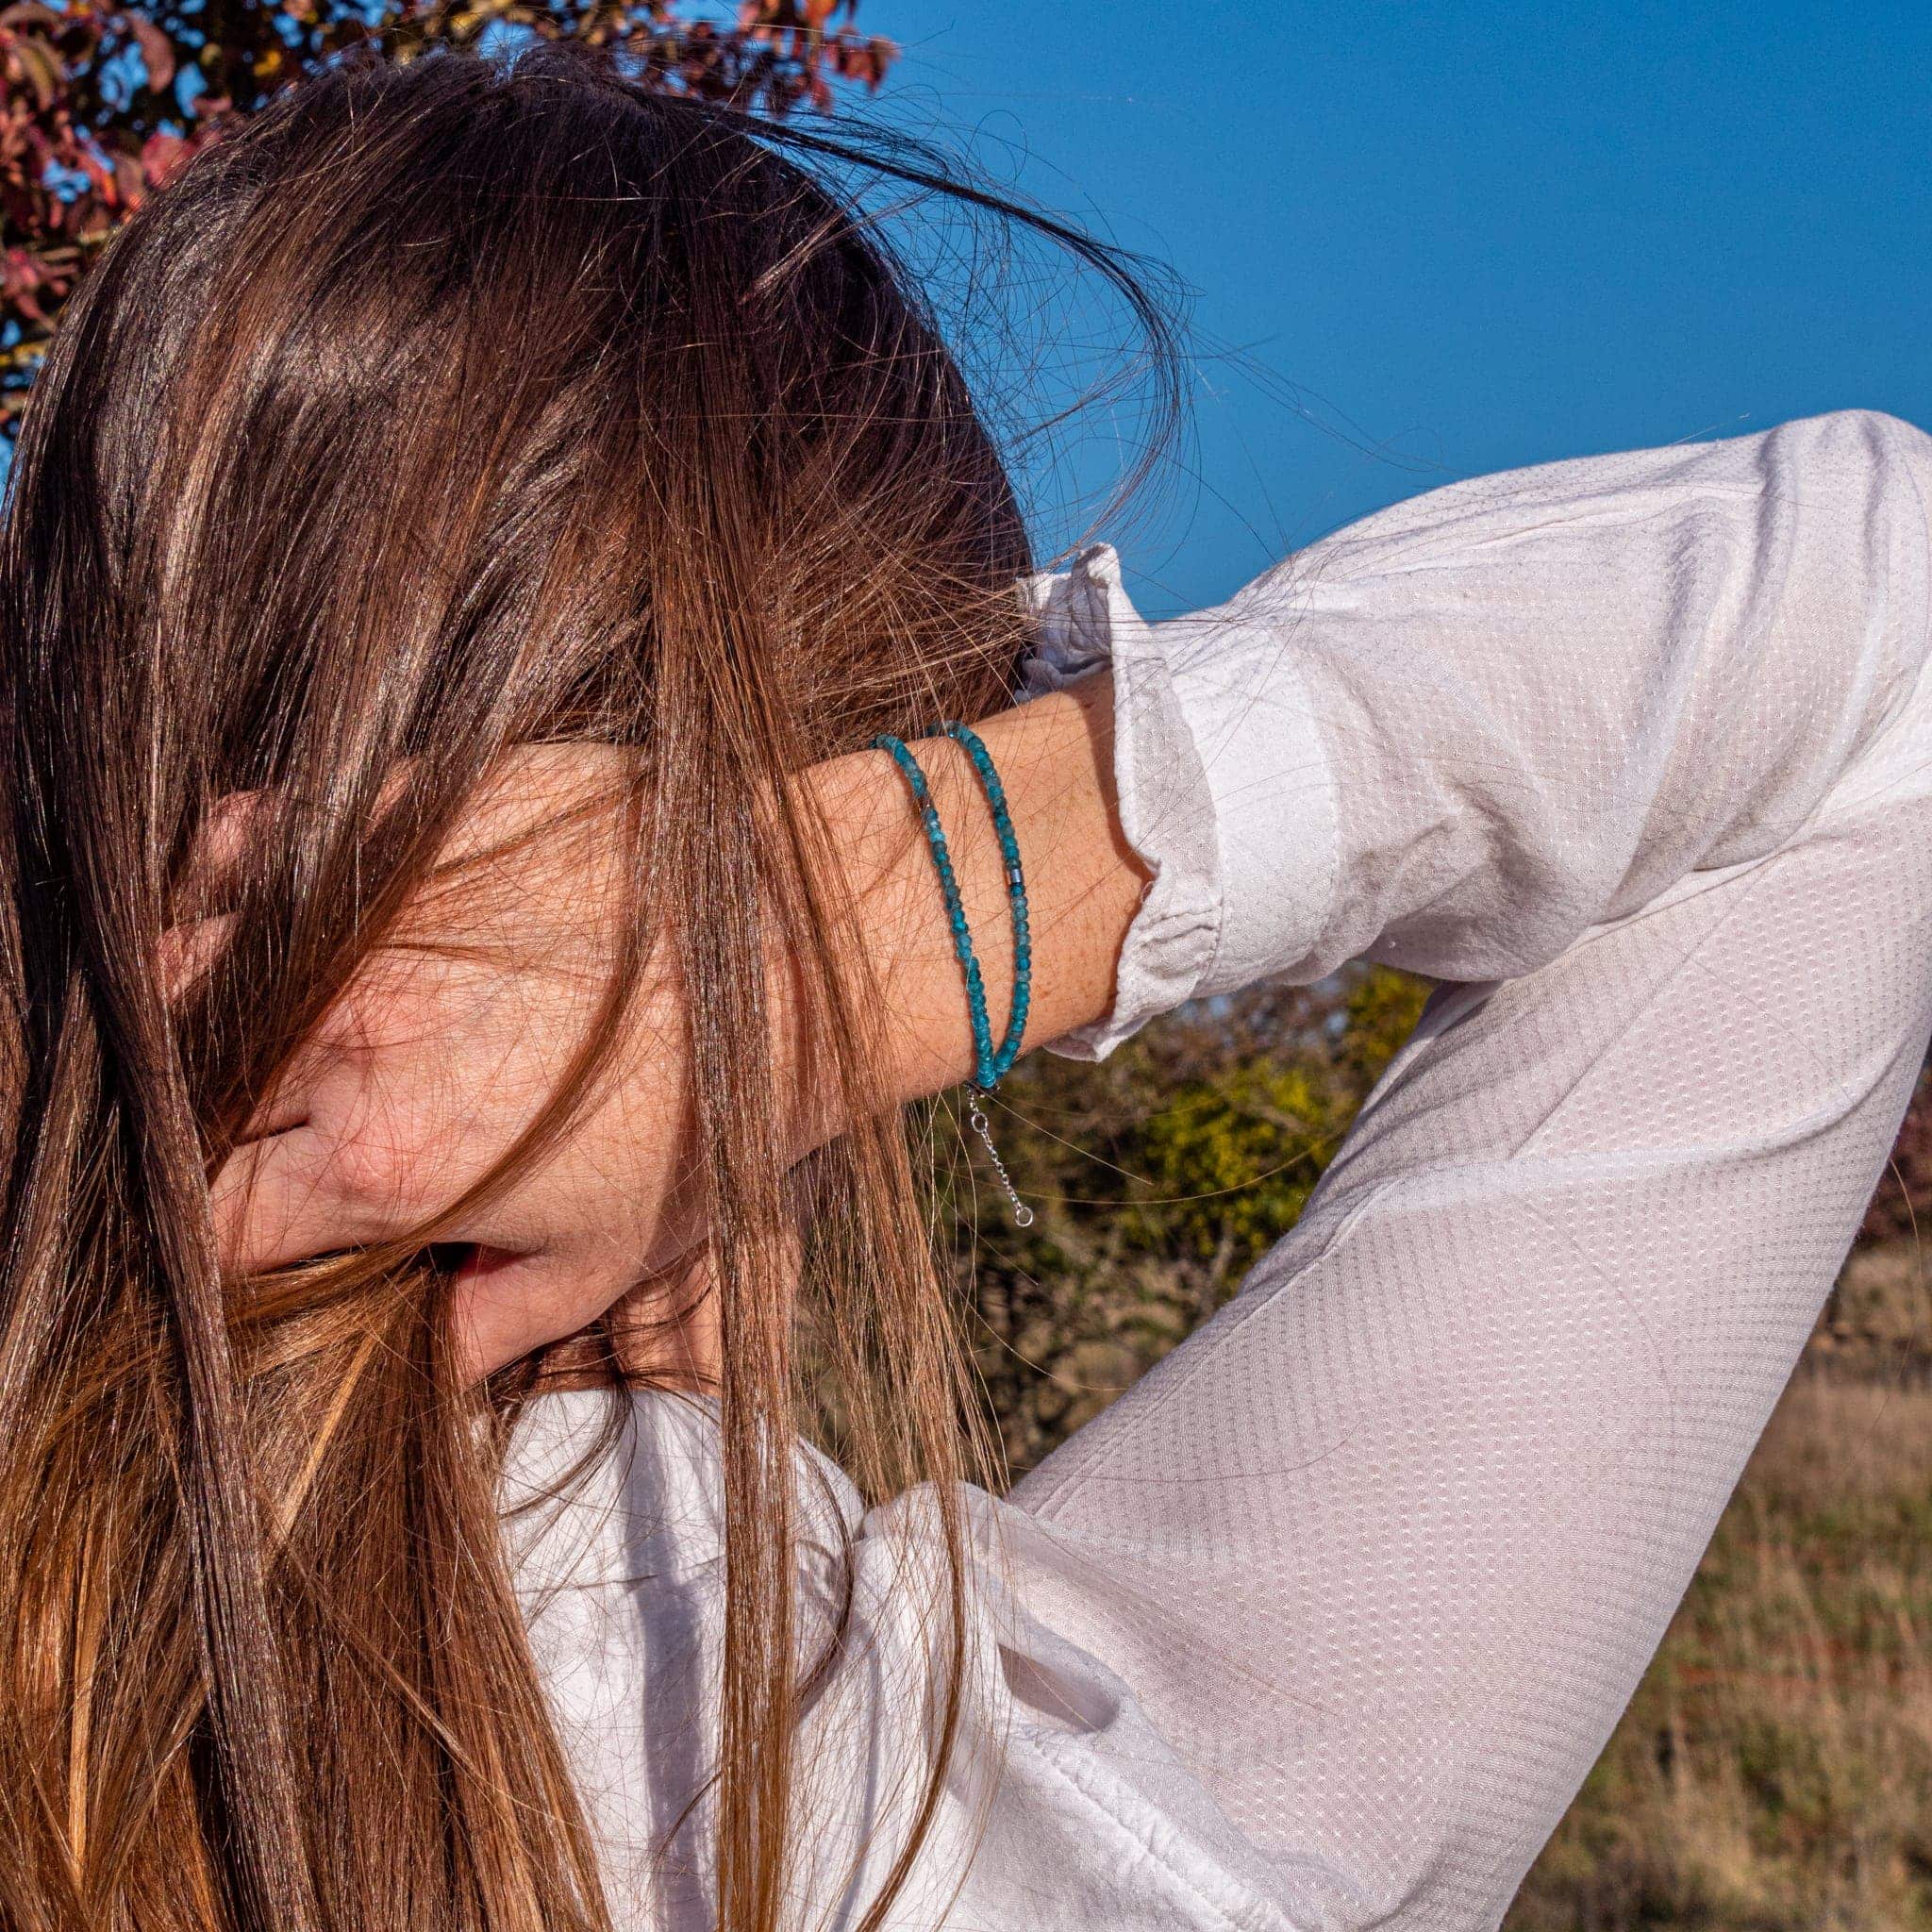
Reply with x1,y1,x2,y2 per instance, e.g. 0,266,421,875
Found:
212,1110,709,1379
175,789,269,919
161,912,234,1003
209,1125,410,1274
208,1081,565,1275
451,1246,641,1382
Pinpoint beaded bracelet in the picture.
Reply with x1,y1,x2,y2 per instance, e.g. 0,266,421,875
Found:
938,721,1031,1081
871,726,1035,1225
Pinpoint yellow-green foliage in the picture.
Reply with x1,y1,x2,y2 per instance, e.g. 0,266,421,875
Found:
1340,961,1436,1090
1129,1059,1339,1268
949,964,1430,1472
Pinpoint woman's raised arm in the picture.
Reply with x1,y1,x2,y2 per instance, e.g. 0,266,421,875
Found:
940,408,1932,1931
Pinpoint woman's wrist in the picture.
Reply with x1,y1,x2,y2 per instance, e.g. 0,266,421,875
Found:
797,671,1147,1118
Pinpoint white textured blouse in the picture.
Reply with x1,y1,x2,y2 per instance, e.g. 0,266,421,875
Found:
504,408,1932,1931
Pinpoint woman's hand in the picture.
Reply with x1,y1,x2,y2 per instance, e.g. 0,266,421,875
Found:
187,672,1143,1385
192,747,714,1381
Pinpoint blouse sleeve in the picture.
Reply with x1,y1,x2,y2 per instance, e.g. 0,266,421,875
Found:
990,408,1932,1929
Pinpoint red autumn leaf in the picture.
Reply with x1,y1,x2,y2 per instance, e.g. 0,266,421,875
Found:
123,12,175,92
139,126,188,185
6,31,67,110
0,4,65,33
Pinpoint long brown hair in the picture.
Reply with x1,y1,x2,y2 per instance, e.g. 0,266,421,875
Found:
0,43,1173,1932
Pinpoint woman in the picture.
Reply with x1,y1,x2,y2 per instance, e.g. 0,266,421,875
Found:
2,40,1927,1932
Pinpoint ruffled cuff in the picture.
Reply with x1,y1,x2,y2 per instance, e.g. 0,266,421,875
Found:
1016,543,1341,1057
1014,544,1224,1059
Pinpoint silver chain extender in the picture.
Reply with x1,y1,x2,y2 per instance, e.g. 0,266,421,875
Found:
967,1088,1035,1227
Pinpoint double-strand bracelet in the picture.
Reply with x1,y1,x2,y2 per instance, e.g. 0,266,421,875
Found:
871,722,1035,1226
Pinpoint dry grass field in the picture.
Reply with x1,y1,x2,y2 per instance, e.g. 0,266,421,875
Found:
1506,1241,1932,1932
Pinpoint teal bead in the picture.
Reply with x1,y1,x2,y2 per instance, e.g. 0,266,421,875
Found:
874,731,1000,1081
939,720,1030,1083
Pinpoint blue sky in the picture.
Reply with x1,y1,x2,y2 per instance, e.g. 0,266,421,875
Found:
872,1,1932,617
